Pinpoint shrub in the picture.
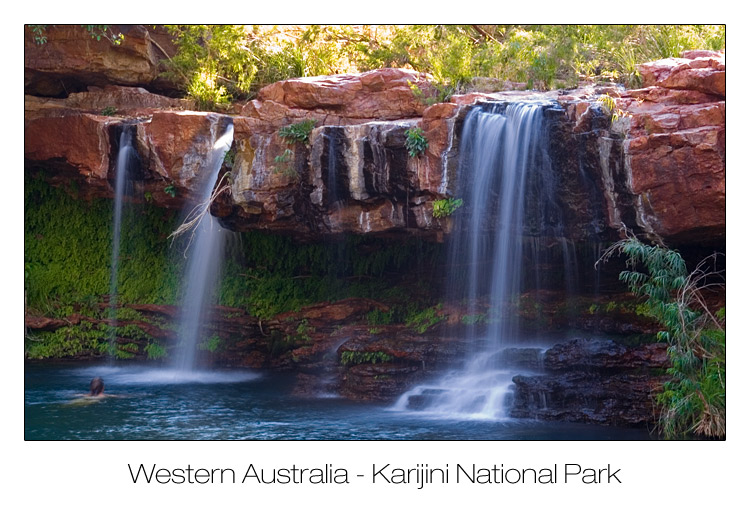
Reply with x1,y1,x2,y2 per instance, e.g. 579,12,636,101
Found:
279,120,317,145
340,350,393,365
163,25,258,109
432,198,463,218
405,127,429,157
598,235,725,439
406,305,445,334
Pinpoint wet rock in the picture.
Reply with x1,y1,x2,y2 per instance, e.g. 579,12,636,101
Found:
543,338,669,370
140,111,234,204
510,338,669,426
510,372,664,426
340,362,426,402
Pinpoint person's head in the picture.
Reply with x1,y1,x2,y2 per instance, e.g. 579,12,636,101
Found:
89,377,104,396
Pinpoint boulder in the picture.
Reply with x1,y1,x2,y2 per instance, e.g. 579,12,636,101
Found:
139,111,233,201
254,68,432,120
25,112,112,180
510,338,669,426
638,51,725,96
24,25,176,97
615,51,725,245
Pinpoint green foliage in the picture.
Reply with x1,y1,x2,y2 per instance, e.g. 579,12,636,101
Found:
25,173,182,314
161,25,371,107
406,305,445,334
25,173,444,358
273,149,297,178
101,106,117,116
405,127,429,157
340,350,393,366
218,232,442,322
366,308,394,326
24,318,164,360
198,334,223,353
432,198,463,218
29,25,47,45
145,342,168,360
596,94,627,122
164,184,177,197
223,148,237,168
461,313,487,325
294,319,313,343
164,25,258,109
409,81,455,106
354,25,724,91
599,235,725,439
25,321,108,359
27,25,123,46
82,25,123,45
272,120,316,178
279,120,317,145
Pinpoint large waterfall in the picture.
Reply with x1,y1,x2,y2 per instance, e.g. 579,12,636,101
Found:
394,102,566,419
171,119,234,372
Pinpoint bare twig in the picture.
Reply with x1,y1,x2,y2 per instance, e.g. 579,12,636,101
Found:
168,173,231,255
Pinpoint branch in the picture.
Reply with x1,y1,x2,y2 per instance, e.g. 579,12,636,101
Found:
168,173,231,255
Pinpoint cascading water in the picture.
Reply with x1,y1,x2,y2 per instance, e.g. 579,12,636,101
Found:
107,125,137,359
394,101,567,419
327,130,340,207
171,118,234,373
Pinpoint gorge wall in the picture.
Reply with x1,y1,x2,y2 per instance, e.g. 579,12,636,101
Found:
25,26,725,246
24,26,725,426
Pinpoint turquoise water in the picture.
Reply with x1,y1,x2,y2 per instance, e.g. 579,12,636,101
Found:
25,362,652,441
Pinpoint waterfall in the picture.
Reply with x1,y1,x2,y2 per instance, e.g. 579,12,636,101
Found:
327,130,340,207
107,125,137,359
171,119,234,372
394,101,568,419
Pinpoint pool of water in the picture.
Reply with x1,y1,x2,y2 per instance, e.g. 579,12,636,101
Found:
25,362,652,441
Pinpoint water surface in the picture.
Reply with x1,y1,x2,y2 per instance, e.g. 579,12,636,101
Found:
25,362,652,441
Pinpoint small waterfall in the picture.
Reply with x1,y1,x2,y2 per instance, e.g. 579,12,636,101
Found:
394,102,564,419
171,119,234,372
107,125,137,358
326,131,340,207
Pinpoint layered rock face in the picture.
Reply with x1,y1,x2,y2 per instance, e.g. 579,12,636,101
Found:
614,51,725,245
24,40,726,245
24,25,178,97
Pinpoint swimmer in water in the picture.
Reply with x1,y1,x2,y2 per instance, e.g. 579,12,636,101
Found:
89,377,104,397
70,377,111,404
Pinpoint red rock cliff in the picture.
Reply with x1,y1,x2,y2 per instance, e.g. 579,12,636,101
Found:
23,26,725,246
